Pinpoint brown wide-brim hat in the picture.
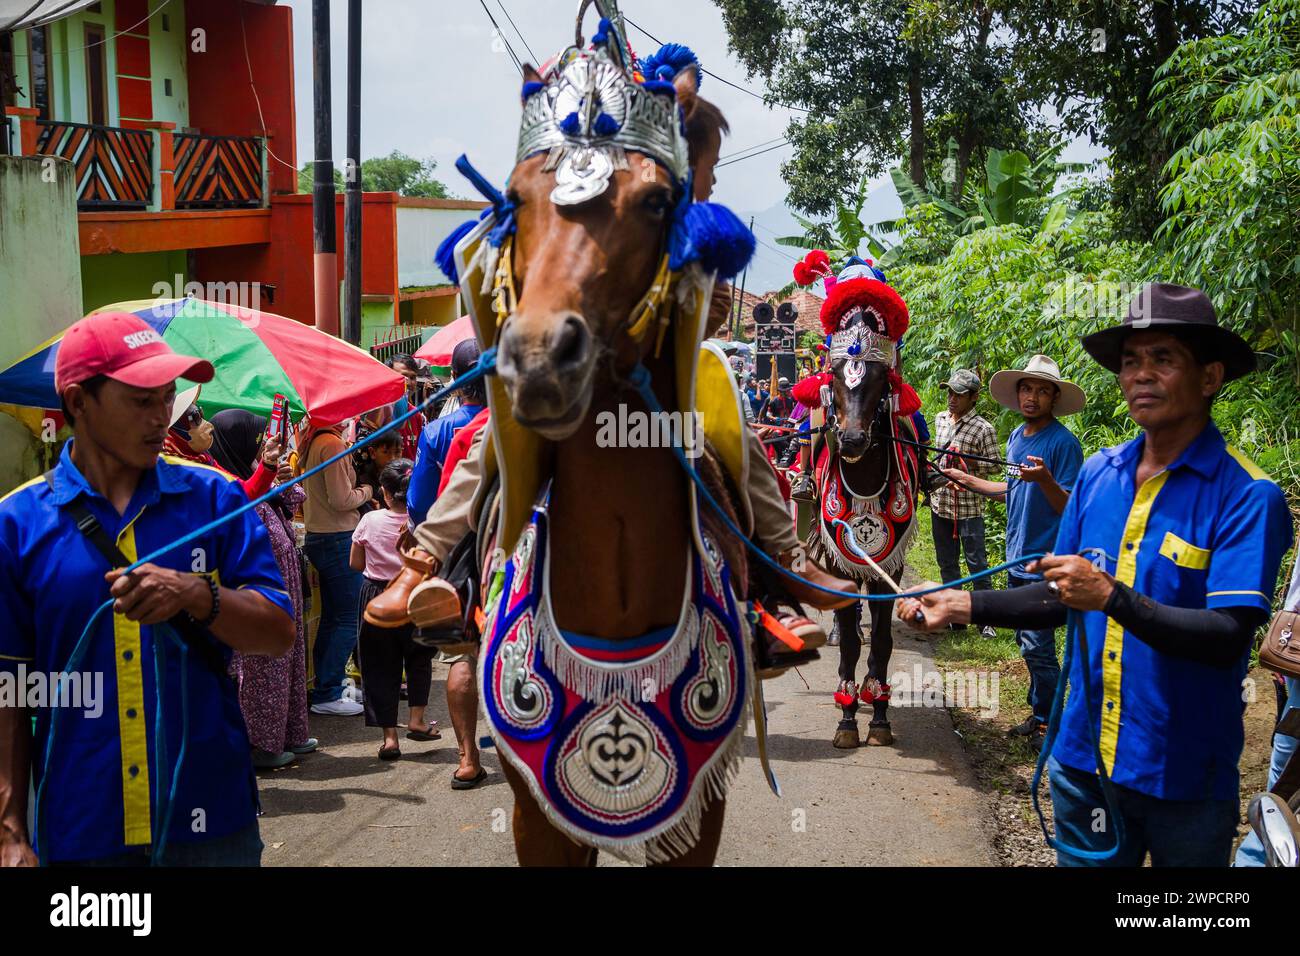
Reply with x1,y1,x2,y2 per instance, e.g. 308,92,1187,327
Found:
1081,282,1256,382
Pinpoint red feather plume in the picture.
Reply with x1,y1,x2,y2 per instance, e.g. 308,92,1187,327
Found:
817,277,910,339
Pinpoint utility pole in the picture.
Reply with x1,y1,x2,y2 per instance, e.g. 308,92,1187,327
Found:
343,0,362,345
732,216,754,341
311,0,339,336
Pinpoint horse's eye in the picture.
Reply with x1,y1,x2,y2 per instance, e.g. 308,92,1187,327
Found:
645,193,670,217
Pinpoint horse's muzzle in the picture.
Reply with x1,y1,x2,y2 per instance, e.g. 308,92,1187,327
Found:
496,312,595,438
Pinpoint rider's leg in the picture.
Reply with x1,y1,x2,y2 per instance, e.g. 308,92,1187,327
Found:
445,656,482,783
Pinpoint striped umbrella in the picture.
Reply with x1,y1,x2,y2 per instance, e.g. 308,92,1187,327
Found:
0,298,405,425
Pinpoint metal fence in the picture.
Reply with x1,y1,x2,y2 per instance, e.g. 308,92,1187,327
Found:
370,325,426,366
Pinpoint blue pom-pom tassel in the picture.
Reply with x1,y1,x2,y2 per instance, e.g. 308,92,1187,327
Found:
642,42,702,89
592,17,611,46
593,111,620,136
668,200,755,281
521,80,544,100
435,218,478,285
641,80,677,97
559,111,582,135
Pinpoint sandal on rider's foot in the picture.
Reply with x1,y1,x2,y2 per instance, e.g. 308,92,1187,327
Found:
451,768,487,790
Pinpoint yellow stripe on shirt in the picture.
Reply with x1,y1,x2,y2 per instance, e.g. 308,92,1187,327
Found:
114,521,152,847
1100,470,1170,773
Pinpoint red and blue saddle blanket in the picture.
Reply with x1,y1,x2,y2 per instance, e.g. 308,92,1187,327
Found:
815,415,920,580
479,487,751,862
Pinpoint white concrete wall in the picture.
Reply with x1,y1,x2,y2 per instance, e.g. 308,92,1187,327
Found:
396,204,481,289
0,155,83,491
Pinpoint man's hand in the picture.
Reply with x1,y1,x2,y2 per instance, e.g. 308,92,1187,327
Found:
0,830,37,867
1019,455,1054,485
1027,554,1115,611
896,583,972,631
105,565,212,625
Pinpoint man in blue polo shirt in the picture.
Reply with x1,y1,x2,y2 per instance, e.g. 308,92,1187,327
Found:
0,312,295,867
406,339,487,527
944,355,1085,742
901,284,1292,866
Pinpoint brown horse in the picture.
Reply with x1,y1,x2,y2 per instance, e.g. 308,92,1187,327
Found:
485,60,739,866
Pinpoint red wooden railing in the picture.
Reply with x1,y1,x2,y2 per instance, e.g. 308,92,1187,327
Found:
34,119,153,209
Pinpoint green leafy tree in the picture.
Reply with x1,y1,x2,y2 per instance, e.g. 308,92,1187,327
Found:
715,0,1038,214
296,152,451,198
361,151,450,198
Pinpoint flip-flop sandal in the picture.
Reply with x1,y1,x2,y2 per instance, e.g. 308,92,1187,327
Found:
450,768,487,790
405,726,442,741
379,745,401,761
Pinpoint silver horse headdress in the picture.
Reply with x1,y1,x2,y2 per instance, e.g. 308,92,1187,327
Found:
517,3,690,205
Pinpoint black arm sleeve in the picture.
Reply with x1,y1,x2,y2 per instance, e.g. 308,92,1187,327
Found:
971,580,1265,670
970,581,1068,630
1104,583,1265,669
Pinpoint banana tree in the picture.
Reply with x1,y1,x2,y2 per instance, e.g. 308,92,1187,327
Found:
775,171,891,267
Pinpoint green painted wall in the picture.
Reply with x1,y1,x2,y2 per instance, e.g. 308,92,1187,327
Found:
80,249,189,315
149,0,189,128
362,301,398,348
14,2,125,125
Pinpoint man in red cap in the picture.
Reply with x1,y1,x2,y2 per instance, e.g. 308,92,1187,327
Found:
0,312,296,867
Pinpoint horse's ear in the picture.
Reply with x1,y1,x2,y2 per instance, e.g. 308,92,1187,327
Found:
523,64,543,86
673,66,699,123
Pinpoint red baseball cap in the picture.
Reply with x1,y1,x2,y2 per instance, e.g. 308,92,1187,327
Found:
55,312,214,395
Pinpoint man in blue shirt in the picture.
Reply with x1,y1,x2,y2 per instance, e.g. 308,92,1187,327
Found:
406,340,488,527
945,355,1085,741
0,312,295,867
902,284,1292,866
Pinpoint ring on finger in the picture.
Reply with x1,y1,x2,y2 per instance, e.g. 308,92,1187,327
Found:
1047,581,1061,596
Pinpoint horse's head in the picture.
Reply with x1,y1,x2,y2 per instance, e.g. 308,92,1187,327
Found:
494,49,720,440
830,307,894,463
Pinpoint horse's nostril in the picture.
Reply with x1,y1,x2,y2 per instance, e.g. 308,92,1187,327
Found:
551,315,590,371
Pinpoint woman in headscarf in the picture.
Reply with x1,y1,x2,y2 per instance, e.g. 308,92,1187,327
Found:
165,399,280,500
210,409,316,768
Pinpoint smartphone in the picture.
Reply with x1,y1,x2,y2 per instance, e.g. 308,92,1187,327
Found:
269,393,289,445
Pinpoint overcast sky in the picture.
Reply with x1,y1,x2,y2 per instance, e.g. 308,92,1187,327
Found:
282,0,1100,293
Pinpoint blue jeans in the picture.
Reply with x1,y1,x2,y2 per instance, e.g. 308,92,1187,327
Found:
1048,756,1238,866
55,822,263,867
1234,676,1300,866
931,514,991,591
305,530,363,704
1009,573,1060,723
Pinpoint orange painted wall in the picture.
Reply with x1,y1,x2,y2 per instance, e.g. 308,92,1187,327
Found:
194,194,400,330
185,0,297,195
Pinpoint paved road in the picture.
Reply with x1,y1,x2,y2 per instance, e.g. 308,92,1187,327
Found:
258,612,996,866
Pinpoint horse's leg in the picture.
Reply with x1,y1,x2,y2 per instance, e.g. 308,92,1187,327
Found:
863,579,896,746
648,797,727,868
500,759,597,867
833,601,863,748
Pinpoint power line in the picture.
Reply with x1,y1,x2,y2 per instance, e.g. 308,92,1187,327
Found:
623,16,811,113
496,0,537,65
719,134,788,161
754,236,800,262
31,0,177,56
479,0,523,77
716,139,791,168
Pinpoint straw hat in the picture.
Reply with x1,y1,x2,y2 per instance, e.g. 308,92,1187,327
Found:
988,355,1086,416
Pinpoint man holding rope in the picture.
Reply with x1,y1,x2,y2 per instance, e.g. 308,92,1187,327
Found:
0,313,296,867
900,284,1292,866
930,369,1001,639
942,355,1085,743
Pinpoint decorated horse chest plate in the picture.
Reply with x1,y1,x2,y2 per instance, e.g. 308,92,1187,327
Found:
816,418,920,579
479,490,751,862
